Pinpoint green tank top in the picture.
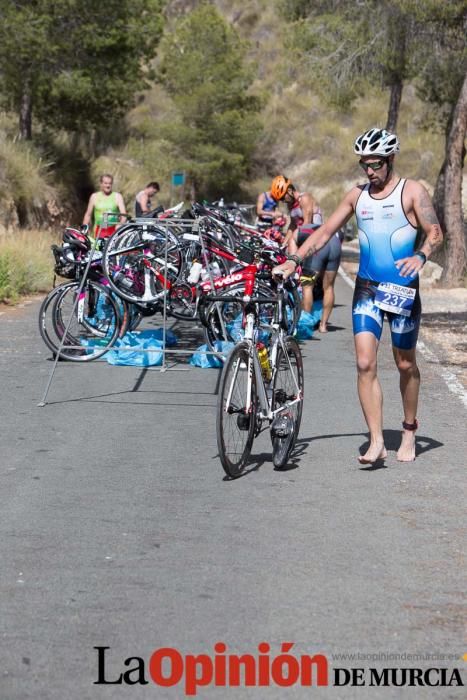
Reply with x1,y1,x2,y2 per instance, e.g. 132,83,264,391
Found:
93,191,119,227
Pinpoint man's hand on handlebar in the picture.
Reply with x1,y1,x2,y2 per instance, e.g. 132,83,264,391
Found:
272,260,298,279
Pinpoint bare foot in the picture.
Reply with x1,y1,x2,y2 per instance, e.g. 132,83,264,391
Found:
318,323,328,333
358,441,387,464
397,430,416,462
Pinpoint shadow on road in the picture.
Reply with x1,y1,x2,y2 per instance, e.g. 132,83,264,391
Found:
218,441,307,482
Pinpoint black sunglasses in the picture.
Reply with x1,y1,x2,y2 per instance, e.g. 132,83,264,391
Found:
359,159,386,172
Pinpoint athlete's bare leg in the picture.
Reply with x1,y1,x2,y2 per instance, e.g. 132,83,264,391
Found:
319,270,337,332
301,283,314,313
393,346,420,461
355,332,387,463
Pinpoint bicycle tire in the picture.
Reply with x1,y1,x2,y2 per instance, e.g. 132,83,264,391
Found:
216,342,257,478
270,336,304,468
38,283,75,360
103,224,182,304
51,280,121,361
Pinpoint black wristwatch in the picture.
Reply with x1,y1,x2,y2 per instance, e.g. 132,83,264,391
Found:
414,251,427,265
287,254,302,267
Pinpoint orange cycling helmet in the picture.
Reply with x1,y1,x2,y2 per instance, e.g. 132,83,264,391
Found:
270,175,292,201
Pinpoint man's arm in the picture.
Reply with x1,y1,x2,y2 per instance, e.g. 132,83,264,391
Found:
273,190,356,277
82,193,96,226
296,191,355,261
395,182,443,277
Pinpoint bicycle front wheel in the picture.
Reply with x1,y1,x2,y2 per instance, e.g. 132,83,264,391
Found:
270,336,304,468
216,342,257,478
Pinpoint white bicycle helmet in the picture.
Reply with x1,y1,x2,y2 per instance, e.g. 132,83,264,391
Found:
354,128,400,157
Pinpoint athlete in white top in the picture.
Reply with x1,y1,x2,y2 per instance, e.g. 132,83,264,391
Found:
273,128,443,464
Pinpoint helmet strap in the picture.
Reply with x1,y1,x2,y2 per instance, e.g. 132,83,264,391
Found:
382,157,393,185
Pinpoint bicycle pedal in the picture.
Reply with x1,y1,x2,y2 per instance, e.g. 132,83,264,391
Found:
271,413,293,438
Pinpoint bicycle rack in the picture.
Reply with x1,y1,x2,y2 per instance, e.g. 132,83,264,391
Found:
38,214,233,406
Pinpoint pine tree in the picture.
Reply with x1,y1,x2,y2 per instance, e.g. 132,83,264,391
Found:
158,4,261,199
0,0,164,139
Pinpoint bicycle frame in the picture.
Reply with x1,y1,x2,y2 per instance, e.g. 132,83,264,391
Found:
224,282,303,423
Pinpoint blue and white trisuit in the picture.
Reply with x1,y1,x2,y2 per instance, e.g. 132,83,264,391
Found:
352,178,421,350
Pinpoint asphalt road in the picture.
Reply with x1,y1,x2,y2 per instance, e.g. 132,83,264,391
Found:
1,276,465,699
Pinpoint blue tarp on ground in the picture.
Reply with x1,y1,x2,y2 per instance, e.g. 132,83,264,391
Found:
190,341,235,368
83,328,178,366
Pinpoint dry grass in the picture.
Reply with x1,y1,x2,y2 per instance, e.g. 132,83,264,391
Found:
0,230,57,302
0,140,52,204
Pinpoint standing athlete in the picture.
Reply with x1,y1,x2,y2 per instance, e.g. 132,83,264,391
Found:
270,175,325,313
273,128,443,463
256,189,282,224
83,174,127,239
135,181,160,217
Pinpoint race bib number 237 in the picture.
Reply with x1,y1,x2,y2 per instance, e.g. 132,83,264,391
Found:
374,282,416,317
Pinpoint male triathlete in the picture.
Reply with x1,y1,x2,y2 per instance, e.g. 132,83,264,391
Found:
135,181,160,217
256,189,282,224
273,128,443,463
83,174,127,239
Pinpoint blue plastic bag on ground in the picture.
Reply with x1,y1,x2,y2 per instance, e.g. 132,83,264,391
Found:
103,328,178,366
81,327,177,365
190,341,234,368
295,310,316,340
134,328,178,347
105,331,164,366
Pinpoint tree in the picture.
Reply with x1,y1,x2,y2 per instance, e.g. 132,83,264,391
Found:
440,71,467,284
279,0,416,129
0,0,164,139
158,3,261,199
279,0,465,132
280,0,467,283
401,0,467,282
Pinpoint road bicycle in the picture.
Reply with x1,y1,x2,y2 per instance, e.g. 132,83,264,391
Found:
215,274,304,478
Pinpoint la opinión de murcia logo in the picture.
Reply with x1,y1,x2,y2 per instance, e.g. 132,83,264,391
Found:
94,644,327,694
94,645,464,695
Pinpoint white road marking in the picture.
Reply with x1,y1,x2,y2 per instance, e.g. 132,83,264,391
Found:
338,265,355,290
416,340,467,410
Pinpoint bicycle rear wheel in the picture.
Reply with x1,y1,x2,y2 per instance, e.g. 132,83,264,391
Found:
270,336,304,468
216,342,257,478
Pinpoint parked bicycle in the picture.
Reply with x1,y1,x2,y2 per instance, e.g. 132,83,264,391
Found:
216,272,304,477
